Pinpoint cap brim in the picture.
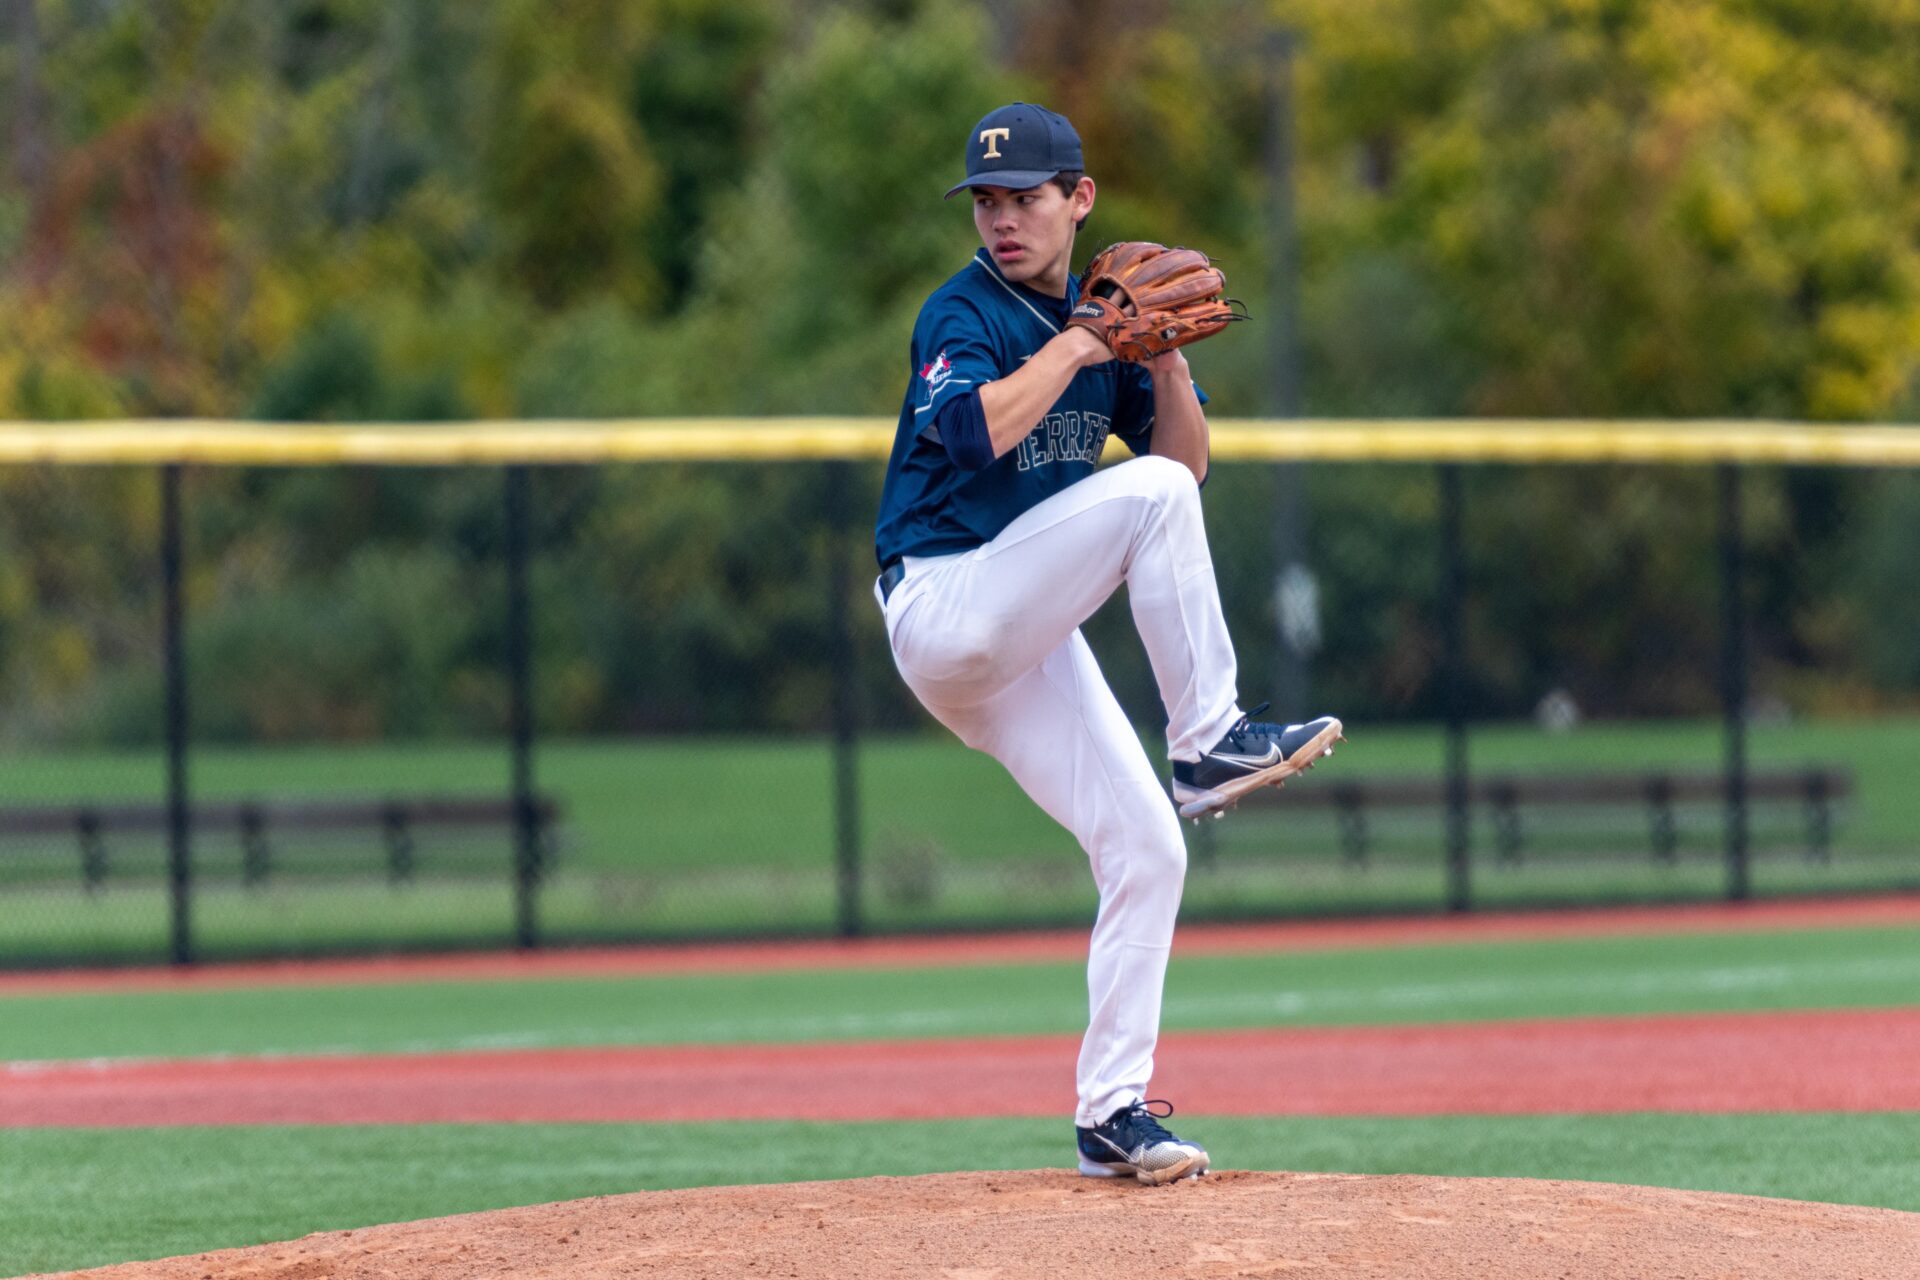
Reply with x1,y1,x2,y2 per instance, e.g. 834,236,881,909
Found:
943,170,1061,199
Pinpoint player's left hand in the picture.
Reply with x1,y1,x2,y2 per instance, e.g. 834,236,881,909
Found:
1145,349,1189,380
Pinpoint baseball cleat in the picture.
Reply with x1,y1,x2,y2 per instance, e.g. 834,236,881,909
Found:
1172,703,1344,820
1076,1099,1210,1185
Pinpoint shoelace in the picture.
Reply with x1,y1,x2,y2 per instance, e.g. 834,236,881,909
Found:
1224,701,1284,747
1122,1099,1180,1145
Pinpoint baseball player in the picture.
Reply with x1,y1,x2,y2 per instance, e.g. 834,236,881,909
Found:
873,103,1344,1184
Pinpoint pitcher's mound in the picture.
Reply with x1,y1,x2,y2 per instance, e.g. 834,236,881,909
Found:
43,1170,1920,1279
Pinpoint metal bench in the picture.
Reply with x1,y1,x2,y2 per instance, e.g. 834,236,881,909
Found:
0,796,561,891
1234,768,1852,867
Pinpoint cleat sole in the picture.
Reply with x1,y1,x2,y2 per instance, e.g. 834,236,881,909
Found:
1077,1151,1210,1185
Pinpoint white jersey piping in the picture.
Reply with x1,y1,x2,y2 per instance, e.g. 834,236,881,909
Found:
973,255,1062,334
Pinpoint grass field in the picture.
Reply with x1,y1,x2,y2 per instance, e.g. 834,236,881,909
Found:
2,716,1917,963
2,915,1917,1274
5,926,1918,1061
8,715,1920,870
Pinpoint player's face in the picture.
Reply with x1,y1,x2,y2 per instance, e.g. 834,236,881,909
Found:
971,179,1093,292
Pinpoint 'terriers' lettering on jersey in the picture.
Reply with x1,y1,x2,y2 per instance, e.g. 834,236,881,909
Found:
1016,410,1111,471
875,248,1206,566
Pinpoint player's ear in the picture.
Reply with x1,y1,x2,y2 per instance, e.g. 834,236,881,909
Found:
1073,176,1095,231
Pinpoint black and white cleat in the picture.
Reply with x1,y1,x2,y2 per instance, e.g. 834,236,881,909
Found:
1173,704,1347,821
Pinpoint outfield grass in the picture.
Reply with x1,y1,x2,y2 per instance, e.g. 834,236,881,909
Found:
3,920,1916,1274
4,925,1915,1062
6,1113,1918,1276
5,715,1918,873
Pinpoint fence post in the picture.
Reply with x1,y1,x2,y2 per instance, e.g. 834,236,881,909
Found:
161,463,193,964
1717,463,1751,901
826,460,864,937
505,464,540,947
1438,463,1472,911
1265,24,1315,715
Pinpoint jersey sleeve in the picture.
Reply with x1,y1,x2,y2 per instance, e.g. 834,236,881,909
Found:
909,295,1000,443
1110,363,1211,455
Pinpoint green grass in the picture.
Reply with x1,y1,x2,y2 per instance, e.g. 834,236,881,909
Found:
6,1113,1917,1276
5,715,1919,873
4,925,1915,1062
2,919,1916,1274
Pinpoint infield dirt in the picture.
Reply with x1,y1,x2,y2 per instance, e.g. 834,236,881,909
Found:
10,1007,1920,1127
32,1169,1920,1280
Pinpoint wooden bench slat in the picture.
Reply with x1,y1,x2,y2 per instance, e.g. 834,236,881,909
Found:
0,796,557,836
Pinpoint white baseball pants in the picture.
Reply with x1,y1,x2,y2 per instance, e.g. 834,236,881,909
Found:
878,455,1244,1127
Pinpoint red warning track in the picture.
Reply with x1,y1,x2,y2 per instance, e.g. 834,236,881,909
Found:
6,894,1918,996
6,1007,1917,1127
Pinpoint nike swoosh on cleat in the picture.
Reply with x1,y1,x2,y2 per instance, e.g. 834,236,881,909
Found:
1211,746,1284,767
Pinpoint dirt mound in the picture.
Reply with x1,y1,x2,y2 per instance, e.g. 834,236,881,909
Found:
36,1170,1920,1280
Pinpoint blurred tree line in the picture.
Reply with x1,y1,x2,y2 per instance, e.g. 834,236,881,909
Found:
1,0,1918,745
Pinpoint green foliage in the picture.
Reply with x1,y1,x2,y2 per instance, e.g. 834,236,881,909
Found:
489,76,660,307
188,545,497,741
512,301,655,417
0,469,160,746
5,0,1920,739
638,1,1013,415
531,463,874,732
250,313,388,421
632,0,781,306
1295,0,1920,420
1847,475,1920,692
250,305,489,423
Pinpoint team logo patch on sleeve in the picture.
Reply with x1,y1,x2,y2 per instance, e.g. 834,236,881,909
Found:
920,351,955,394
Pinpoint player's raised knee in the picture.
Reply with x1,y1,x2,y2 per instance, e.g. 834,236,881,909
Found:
1125,453,1200,502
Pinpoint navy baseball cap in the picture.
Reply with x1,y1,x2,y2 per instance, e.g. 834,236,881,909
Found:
943,102,1084,199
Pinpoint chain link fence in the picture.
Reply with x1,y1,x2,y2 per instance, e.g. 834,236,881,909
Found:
2,444,1917,967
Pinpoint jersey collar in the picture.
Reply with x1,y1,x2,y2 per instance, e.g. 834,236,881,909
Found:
971,248,1075,333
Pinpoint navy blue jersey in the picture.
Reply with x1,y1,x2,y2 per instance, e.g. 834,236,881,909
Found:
873,248,1206,567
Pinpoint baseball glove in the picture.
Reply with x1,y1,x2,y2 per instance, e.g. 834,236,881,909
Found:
1066,242,1244,363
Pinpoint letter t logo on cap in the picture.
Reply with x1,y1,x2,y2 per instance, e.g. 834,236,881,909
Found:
978,127,1011,159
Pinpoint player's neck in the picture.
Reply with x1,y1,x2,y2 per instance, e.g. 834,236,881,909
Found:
1026,246,1073,299
981,238,1075,298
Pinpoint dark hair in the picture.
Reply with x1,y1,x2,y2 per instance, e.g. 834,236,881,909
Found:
1050,170,1088,230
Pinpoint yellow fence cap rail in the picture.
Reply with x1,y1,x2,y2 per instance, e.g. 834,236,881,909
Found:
1209,420,1920,466
0,420,895,466
0,418,1915,467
